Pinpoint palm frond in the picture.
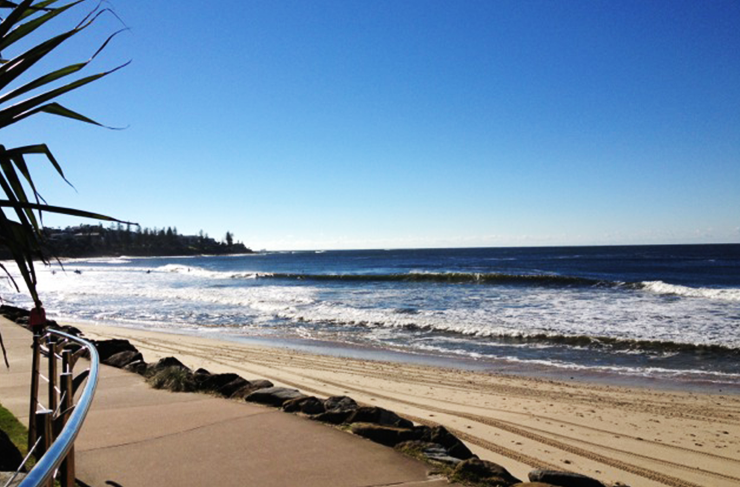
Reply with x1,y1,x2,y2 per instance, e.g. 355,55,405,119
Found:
0,0,129,304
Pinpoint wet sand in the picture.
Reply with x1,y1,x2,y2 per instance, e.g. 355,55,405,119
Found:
70,322,740,487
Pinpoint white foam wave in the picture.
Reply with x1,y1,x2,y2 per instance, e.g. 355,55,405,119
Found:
642,281,740,302
156,264,260,280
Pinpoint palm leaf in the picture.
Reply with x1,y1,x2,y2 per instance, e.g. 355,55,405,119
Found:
0,0,129,305
0,200,134,224
0,60,128,128
0,0,70,52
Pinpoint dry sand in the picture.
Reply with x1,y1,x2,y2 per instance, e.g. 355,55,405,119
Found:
69,322,740,487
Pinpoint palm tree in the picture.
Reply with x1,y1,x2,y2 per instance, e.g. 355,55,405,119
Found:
0,0,129,362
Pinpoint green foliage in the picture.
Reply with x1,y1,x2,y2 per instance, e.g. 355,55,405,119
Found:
0,0,129,304
146,366,197,393
31,224,252,257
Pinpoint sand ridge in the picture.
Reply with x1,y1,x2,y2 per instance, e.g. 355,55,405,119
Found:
70,322,740,487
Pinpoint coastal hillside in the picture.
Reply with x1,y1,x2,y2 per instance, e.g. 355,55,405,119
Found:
25,225,253,258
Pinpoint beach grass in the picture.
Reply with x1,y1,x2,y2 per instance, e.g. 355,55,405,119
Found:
145,366,198,392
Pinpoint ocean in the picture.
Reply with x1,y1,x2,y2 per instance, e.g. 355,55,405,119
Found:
4,244,739,391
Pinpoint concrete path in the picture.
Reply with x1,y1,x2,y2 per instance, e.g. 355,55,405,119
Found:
0,320,452,486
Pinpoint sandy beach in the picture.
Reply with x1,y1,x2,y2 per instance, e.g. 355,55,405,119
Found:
61,321,740,487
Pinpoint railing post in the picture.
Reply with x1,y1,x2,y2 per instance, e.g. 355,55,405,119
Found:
34,408,52,459
28,331,41,453
39,409,54,487
59,350,76,487
47,335,58,415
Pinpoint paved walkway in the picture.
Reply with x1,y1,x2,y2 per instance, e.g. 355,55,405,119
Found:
0,320,451,486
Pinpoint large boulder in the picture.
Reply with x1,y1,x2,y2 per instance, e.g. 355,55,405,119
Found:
451,458,521,487
0,429,23,471
350,423,417,447
148,356,190,374
230,380,274,399
195,372,240,390
103,350,143,368
93,339,139,362
283,396,326,415
395,440,463,465
414,425,475,460
528,470,606,487
324,395,358,412
0,305,29,322
218,378,250,397
310,395,358,424
245,387,307,407
194,373,249,397
123,360,149,376
347,406,413,428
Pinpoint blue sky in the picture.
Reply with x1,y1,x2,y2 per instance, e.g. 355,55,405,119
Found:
5,0,740,250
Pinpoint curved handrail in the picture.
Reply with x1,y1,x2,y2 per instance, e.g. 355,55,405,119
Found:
19,329,99,487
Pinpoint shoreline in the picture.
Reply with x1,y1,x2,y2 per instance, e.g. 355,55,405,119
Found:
66,320,740,487
62,317,740,396
213,333,740,396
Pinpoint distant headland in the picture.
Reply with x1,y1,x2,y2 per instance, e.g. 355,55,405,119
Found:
29,225,254,258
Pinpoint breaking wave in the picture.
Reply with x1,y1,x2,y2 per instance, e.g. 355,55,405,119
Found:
154,265,740,302
640,280,740,302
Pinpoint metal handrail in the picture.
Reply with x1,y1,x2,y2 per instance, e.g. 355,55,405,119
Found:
16,329,99,487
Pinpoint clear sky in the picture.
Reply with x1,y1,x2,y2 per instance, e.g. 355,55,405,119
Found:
5,0,740,250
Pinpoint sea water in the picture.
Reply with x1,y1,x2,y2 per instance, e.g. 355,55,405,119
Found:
3,244,739,390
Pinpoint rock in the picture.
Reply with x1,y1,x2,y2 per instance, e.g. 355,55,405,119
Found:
0,304,29,322
93,339,139,362
123,361,149,376
196,372,239,389
347,406,414,428
194,368,211,375
247,379,274,390
245,387,307,407
396,440,463,465
103,350,143,368
283,396,325,414
451,458,521,487
324,395,358,412
528,470,606,487
195,373,248,397
350,423,417,447
149,356,190,374
309,395,358,423
0,429,24,471
414,425,475,460
311,410,353,424
229,380,274,399
218,378,250,397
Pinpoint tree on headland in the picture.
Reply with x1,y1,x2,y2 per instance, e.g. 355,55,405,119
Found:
33,224,252,257
0,0,130,359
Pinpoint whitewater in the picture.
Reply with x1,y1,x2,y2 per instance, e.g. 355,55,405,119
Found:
3,244,739,390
